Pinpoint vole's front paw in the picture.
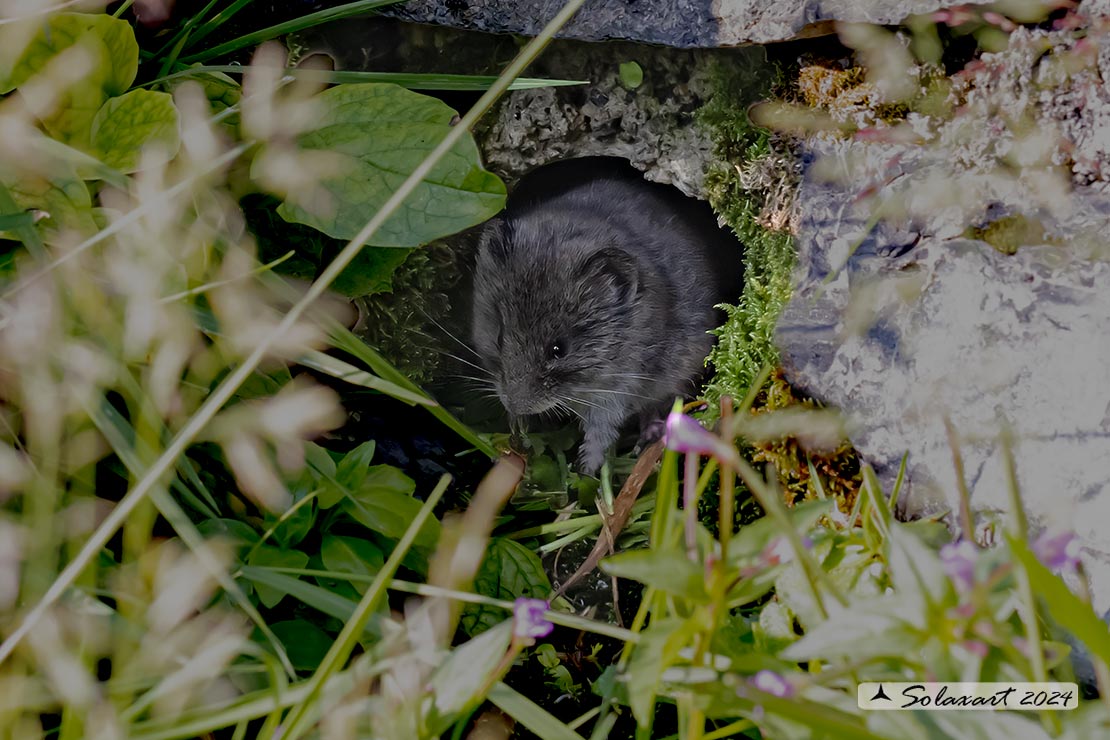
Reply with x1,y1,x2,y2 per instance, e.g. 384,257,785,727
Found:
575,445,605,477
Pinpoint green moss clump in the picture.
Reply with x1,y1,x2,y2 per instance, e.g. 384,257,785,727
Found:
354,239,461,386
697,57,798,417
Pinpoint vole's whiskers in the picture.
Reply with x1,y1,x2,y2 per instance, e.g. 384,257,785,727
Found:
418,307,483,360
574,387,654,401
439,350,494,377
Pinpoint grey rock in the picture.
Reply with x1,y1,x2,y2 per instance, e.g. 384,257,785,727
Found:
383,0,979,47
302,17,768,195
779,137,1110,615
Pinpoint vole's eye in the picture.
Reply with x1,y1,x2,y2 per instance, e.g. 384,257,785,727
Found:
548,340,567,361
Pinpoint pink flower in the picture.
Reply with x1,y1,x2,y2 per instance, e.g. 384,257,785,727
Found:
664,412,740,467
751,670,795,698
1032,530,1082,573
512,598,554,640
939,540,978,593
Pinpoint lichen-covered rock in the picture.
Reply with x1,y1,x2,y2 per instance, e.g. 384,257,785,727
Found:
383,0,981,47
776,17,1110,617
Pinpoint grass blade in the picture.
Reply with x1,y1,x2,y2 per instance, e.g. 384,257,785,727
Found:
179,0,407,63
150,65,588,91
488,682,586,740
296,349,437,405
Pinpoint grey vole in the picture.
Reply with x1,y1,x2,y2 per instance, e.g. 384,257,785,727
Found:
471,158,742,474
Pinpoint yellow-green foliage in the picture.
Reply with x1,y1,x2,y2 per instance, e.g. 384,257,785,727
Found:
748,371,861,513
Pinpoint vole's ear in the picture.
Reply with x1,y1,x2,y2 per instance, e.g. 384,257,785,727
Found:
477,217,513,263
580,247,639,305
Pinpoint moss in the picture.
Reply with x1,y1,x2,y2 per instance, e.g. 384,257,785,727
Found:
353,239,461,386
697,57,798,418
697,56,862,516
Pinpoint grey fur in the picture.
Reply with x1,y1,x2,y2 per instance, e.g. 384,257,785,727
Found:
471,162,741,474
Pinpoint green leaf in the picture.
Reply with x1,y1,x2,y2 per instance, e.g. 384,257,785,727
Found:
90,89,180,173
269,83,506,245
361,464,417,497
600,549,708,602
624,617,701,726
426,621,514,734
330,245,413,298
270,619,333,672
320,535,385,595
340,465,437,547
729,500,832,564
462,538,553,635
618,61,644,89
335,440,378,490
245,547,310,608
1008,534,1110,664
1,13,139,145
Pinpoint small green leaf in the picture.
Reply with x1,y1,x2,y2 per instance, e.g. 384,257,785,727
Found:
361,464,417,497
245,547,310,608
1009,534,1110,664
624,617,701,726
268,83,506,245
320,535,385,595
335,440,378,490
426,621,513,734
601,549,708,602
342,466,439,547
90,89,180,173
462,538,553,635
330,246,413,298
729,500,832,565
618,61,644,89
270,619,333,671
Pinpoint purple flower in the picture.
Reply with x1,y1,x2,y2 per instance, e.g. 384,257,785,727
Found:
512,598,554,641
751,670,794,698
1032,530,1082,573
664,412,740,467
939,540,978,593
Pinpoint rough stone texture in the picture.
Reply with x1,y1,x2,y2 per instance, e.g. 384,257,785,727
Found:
302,17,768,195
383,0,980,47
777,17,1110,619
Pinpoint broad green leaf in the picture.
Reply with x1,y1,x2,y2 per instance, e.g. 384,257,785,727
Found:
331,245,414,297
270,619,332,672
320,535,385,595
3,166,97,237
342,466,439,547
269,493,316,550
343,489,440,548
461,538,552,635
624,617,701,726
245,547,310,608
1,13,139,145
335,440,378,490
426,622,514,735
1009,534,1110,664
361,464,417,497
270,83,506,245
619,61,644,89
90,89,180,173
779,596,919,662
600,549,708,602
885,522,951,623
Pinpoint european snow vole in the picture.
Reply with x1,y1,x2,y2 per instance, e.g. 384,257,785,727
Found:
471,158,742,474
